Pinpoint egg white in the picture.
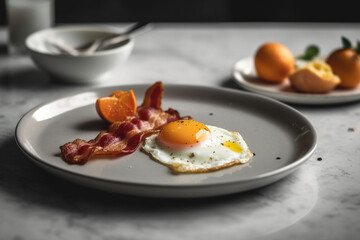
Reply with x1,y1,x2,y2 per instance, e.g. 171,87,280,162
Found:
142,125,253,173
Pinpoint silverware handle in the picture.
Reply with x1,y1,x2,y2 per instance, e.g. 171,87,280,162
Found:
99,23,153,50
122,22,149,35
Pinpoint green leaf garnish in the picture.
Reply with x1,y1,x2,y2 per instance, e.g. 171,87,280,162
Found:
341,36,352,49
297,45,320,61
356,41,360,55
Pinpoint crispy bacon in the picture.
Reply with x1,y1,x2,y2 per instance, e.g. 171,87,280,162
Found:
60,82,191,165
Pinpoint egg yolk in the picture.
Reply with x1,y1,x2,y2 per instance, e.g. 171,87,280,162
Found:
157,120,211,150
223,141,243,153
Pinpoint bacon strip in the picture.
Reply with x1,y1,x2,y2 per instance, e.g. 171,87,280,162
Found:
60,82,191,165
141,81,163,109
60,107,187,164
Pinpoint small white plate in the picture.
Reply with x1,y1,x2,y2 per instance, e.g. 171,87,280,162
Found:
232,57,360,105
15,84,317,198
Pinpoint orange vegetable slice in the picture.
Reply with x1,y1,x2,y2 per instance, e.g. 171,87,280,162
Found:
109,90,125,98
96,90,137,123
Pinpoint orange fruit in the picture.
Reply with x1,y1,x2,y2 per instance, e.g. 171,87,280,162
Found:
254,42,295,83
96,90,137,123
326,48,360,88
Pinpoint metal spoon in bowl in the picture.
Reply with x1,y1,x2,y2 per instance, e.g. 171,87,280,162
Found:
50,22,151,56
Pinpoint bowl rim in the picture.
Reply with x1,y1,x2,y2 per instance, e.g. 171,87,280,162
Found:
25,25,134,57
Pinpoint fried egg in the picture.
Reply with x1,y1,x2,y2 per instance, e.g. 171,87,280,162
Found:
142,119,253,173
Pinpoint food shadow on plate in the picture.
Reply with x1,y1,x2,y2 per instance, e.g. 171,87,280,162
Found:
73,118,109,132
222,75,296,94
240,71,298,94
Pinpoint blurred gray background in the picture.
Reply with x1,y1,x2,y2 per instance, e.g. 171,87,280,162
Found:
1,0,360,24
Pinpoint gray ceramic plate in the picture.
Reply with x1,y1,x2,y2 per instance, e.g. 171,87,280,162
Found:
233,57,360,104
15,84,317,198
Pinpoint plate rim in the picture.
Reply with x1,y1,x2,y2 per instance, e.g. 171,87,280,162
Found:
232,57,360,105
15,83,317,193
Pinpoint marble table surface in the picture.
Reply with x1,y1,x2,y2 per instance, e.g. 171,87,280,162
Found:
0,23,359,240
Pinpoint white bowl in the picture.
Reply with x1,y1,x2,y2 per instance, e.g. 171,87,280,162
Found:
26,25,134,84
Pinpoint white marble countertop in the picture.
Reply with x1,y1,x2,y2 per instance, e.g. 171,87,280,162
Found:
0,23,359,240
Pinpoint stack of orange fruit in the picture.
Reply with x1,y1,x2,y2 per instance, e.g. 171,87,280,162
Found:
253,37,360,93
